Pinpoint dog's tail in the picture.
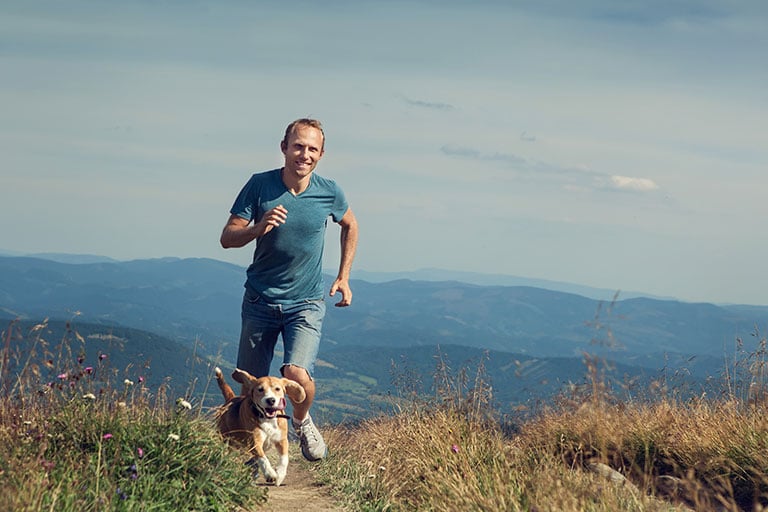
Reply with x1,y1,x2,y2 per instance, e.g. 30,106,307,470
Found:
215,367,236,402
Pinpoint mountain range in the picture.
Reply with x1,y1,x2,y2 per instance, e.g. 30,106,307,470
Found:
2,254,767,422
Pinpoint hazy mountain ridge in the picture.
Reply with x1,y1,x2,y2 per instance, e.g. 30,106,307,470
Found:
2,255,767,364
2,254,764,421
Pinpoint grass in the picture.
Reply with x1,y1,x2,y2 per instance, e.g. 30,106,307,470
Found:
1,319,266,512
5,317,768,511
313,344,768,511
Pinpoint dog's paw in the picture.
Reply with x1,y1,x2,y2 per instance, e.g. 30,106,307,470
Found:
275,467,287,487
214,367,222,377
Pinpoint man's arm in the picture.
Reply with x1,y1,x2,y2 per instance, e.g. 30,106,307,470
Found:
329,208,359,307
220,206,288,248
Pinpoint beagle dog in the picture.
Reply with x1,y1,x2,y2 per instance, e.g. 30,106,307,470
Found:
214,367,306,486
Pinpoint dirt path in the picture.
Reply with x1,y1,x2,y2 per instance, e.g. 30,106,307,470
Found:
256,460,347,512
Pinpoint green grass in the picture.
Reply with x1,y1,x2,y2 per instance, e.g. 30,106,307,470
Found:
1,319,266,512
6,318,768,511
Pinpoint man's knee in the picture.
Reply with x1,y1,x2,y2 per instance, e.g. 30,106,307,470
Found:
282,364,311,383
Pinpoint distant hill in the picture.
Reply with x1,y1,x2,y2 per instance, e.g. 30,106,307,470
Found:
2,254,763,422
1,319,211,402
349,268,673,301
2,255,767,366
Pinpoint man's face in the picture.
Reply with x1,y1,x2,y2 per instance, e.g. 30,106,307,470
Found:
281,125,325,179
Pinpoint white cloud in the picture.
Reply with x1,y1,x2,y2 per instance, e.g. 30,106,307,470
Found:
609,175,659,192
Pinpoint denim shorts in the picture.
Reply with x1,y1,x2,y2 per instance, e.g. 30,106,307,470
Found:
237,288,326,379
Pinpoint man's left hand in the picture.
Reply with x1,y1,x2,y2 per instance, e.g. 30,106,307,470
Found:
329,279,352,307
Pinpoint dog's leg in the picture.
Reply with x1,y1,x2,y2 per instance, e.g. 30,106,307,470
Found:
215,367,236,402
251,432,278,484
274,436,290,486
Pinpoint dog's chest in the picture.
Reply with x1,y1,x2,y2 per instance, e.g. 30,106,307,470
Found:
259,420,284,444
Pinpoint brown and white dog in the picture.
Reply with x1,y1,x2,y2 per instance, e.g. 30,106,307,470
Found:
214,367,306,486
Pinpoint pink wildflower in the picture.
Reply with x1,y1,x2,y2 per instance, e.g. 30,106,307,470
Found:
451,444,460,454
84,367,94,374
137,447,144,458
57,373,67,380
103,433,113,440
99,353,107,361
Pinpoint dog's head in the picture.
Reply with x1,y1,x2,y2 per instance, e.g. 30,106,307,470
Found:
231,369,306,419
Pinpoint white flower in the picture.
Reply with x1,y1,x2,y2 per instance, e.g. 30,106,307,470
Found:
124,379,134,386
176,398,192,410
167,433,180,442
82,393,96,400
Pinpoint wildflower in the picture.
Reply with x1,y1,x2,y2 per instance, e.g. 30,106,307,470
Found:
82,393,96,400
167,433,180,442
99,353,107,361
116,488,127,500
124,379,134,386
137,447,144,458
138,376,145,384
57,373,68,380
176,398,192,410
84,366,94,374
117,401,127,408
102,433,113,440
451,444,460,454
77,355,85,364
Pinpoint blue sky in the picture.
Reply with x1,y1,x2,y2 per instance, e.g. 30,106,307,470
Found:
2,0,766,305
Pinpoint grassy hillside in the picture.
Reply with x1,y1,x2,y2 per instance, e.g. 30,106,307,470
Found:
3,318,768,511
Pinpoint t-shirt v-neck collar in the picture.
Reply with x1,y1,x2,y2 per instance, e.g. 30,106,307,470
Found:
278,167,312,197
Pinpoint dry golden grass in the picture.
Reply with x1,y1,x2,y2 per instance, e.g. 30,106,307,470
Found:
314,350,768,512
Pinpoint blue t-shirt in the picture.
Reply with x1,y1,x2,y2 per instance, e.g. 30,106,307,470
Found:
229,168,348,303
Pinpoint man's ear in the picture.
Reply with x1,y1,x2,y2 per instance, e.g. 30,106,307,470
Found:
280,140,287,153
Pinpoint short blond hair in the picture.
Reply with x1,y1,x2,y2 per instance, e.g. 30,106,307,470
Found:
282,118,325,149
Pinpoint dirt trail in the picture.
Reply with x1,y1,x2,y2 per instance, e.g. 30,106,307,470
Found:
256,461,347,512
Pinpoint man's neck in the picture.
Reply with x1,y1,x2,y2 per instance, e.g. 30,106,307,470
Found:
281,168,311,195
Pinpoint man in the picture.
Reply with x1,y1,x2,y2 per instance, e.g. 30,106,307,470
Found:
220,118,358,461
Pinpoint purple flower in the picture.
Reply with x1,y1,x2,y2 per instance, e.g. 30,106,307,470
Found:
84,367,94,374
138,376,145,384
57,373,67,380
99,353,107,361
137,447,144,458
451,444,460,454
102,433,113,440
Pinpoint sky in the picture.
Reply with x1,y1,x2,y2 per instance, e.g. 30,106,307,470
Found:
1,0,767,305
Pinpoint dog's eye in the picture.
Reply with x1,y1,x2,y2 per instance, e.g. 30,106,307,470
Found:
257,386,265,393
274,386,282,392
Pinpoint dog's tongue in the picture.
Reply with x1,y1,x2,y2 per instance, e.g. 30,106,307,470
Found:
276,397,286,411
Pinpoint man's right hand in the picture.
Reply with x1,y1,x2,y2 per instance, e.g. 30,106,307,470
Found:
254,205,288,236
220,205,288,249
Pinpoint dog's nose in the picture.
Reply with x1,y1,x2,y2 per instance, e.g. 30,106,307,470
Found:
265,397,276,407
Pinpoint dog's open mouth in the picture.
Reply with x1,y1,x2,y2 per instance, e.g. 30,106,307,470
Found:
263,397,287,418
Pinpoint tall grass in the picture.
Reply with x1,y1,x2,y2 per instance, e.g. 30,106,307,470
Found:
314,340,768,512
0,319,266,512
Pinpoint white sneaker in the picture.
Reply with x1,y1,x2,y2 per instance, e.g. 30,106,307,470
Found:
293,415,327,461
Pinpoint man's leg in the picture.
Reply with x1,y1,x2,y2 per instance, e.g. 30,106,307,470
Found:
237,289,280,379
281,299,326,461
282,364,315,421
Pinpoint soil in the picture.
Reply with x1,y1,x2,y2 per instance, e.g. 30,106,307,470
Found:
255,460,347,512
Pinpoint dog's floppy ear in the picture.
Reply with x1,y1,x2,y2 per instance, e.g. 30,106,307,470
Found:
231,368,256,386
281,378,306,404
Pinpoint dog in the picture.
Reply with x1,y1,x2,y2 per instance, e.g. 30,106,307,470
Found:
214,367,306,486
